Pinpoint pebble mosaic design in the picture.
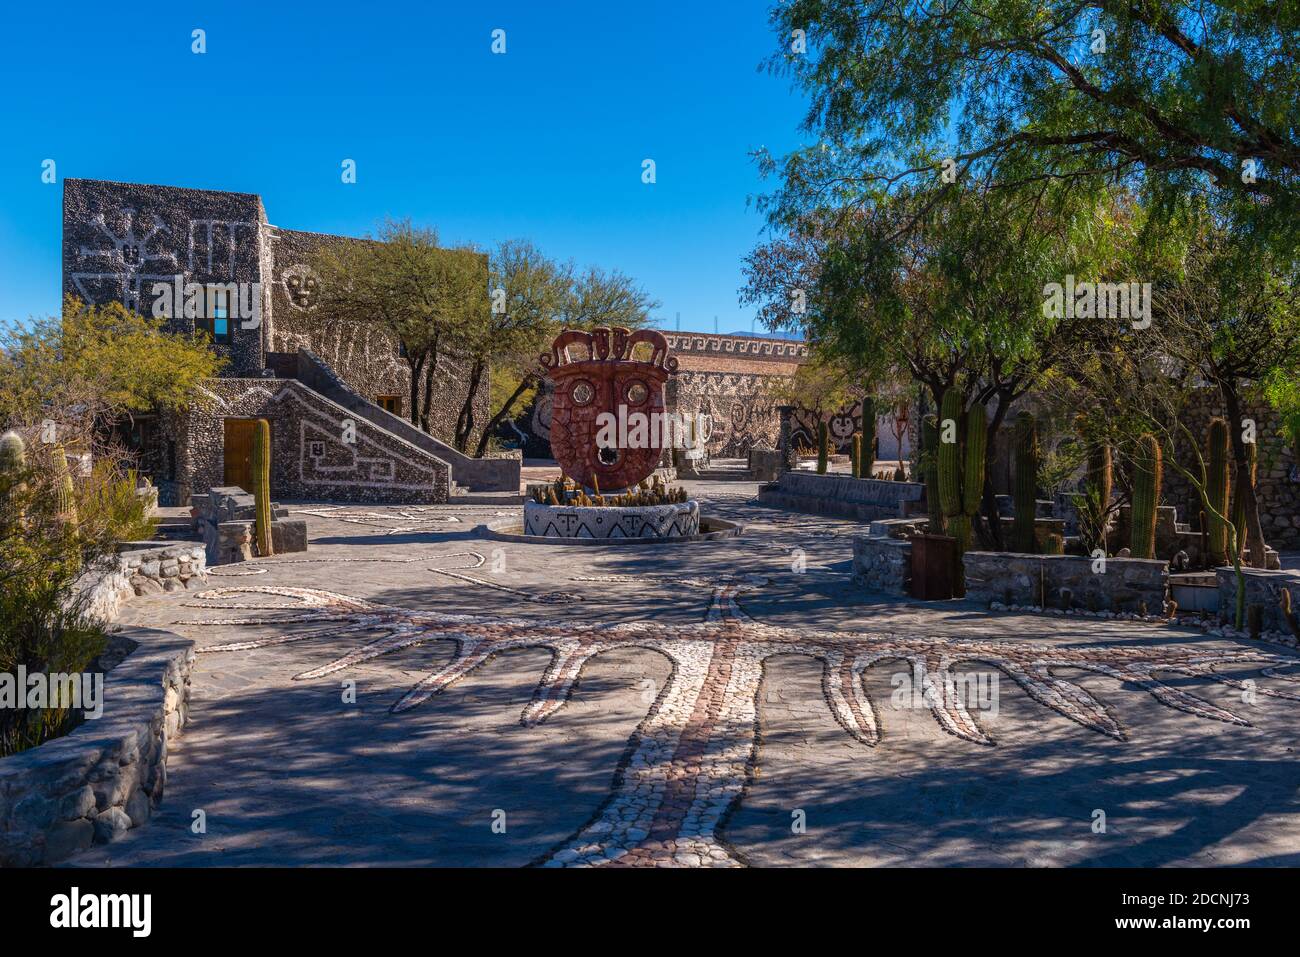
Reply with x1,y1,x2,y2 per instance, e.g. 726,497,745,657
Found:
174,570,1300,867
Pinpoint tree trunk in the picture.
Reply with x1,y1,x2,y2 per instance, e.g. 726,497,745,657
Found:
475,374,535,458
406,351,426,429
1222,385,1268,568
454,359,486,453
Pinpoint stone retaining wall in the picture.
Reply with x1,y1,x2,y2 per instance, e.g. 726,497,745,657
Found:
80,542,209,623
852,537,913,596
758,471,925,521
1215,567,1300,632
964,552,1168,614
0,627,194,866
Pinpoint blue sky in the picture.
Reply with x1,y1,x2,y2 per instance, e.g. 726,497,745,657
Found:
0,1,808,335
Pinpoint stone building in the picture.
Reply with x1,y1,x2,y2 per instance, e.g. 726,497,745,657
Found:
63,178,515,505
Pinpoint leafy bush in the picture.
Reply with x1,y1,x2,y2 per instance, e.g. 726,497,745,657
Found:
0,436,153,756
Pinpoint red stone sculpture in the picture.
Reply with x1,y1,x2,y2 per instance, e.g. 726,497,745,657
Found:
541,327,679,491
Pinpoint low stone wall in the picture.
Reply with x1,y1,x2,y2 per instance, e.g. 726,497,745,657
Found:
1215,567,1300,631
524,500,700,539
758,471,925,521
852,537,912,596
80,542,209,623
0,627,194,866
964,552,1168,614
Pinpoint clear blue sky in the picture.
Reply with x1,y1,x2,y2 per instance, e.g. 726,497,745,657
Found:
0,1,808,335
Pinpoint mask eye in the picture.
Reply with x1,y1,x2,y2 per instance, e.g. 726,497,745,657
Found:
572,381,595,405
625,381,648,405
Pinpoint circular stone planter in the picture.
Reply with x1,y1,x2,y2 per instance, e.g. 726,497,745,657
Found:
483,501,742,546
524,499,700,539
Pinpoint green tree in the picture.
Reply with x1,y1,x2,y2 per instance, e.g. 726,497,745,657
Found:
310,220,488,436
474,255,657,457
761,1,1300,251
0,297,224,432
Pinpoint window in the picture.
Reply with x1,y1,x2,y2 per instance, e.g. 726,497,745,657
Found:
197,284,231,343
375,394,402,415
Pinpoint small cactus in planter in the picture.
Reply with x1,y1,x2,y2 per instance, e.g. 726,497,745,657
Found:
1043,533,1065,555
1205,417,1230,566
816,421,829,474
1011,411,1039,553
251,418,274,558
1129,432,1162,560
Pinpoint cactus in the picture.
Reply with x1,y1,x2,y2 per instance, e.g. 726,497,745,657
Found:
851,433,862,478
50,442,78,530
0,430,27,526
1130,432,1162,560
816,421,829,474
963,402,987,524
1204,417,1230,566
1280,589,1300,639
936,389,970,554
860,395,877,478
921,414,945,534
1011,412,1039,553
1231,440,1258,560
1044,533,1065,555
251,418,274,558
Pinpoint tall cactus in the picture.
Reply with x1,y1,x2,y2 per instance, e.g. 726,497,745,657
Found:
937,389,968,553
1204,417,1230,566
850,433,862,478
921,414,945,533
1011,412,1039,553
860,395,877,478
1130,432,1162,560
251,418,274,557
816,420,829,474
0,430,27,527
50,442,78,531
1230,439,1257,561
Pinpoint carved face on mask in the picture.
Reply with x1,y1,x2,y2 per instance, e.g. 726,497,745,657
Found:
541,327,678,491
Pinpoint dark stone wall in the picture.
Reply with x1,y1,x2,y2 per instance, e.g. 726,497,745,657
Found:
63,178,267,377
1164,390,1300,552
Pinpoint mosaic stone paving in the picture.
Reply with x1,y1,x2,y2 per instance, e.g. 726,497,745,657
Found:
177,572,1300,868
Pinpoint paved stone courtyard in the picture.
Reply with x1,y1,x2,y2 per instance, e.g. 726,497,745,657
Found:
69,480,1300,867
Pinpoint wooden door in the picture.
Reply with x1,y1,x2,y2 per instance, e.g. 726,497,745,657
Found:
223,419,257,490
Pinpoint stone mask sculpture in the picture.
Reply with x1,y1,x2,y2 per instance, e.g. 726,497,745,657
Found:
541,327,678,491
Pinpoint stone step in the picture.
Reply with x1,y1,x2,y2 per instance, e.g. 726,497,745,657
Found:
448,491,526,506
695,469,754,481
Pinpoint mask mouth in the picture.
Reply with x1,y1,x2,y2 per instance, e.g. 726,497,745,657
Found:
597,446,621,467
